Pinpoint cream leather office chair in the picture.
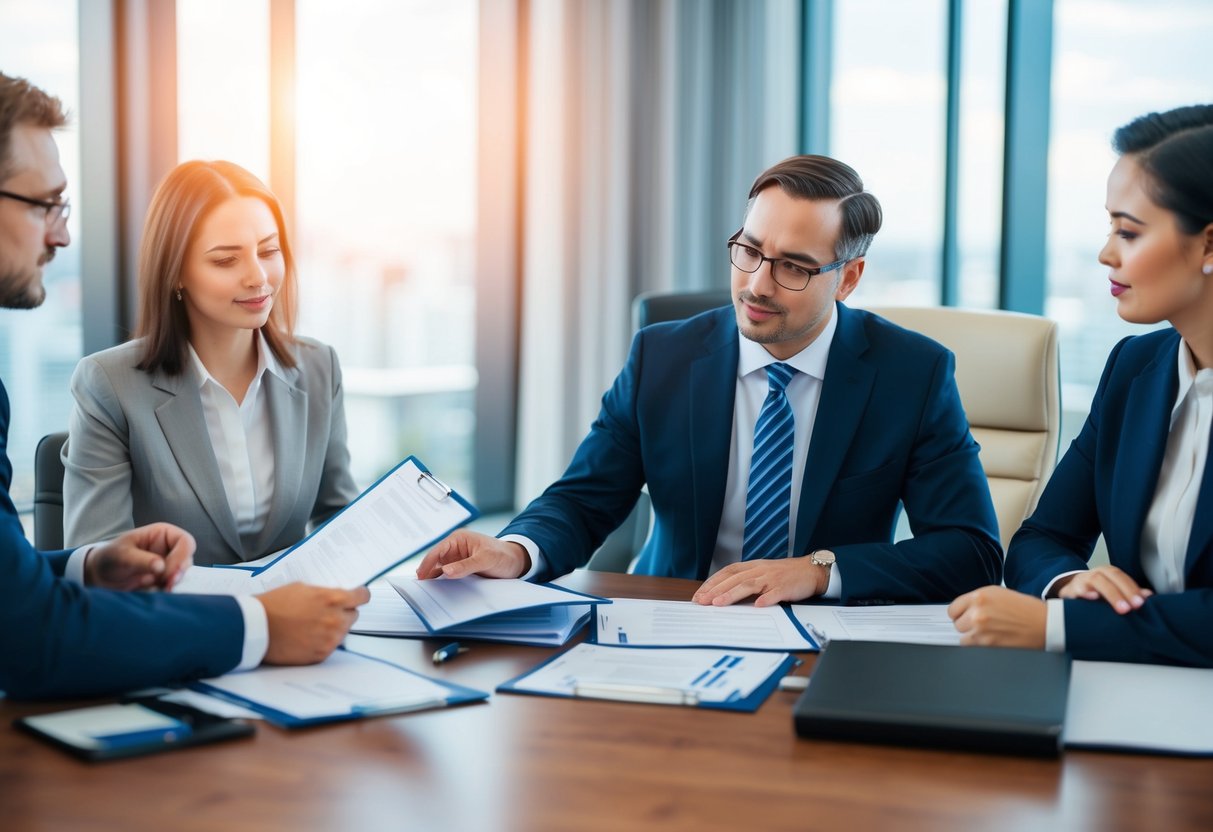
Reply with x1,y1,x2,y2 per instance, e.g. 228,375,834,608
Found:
866,307,1060,550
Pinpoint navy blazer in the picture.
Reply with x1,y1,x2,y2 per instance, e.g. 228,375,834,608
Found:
503,303,1002,602
1006,329,1213,667
0,379,245,699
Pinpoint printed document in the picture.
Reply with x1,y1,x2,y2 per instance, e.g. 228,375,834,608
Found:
388,575,597,631
351,583,590,645
592,598,817,650
173,458,474,595
508,644,789,705
791,604,960,646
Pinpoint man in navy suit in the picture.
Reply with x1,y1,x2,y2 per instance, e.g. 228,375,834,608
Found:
0,72,368,699
419,155,1001,605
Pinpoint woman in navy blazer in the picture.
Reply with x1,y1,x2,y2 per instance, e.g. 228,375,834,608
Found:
63,161,359,565
950,105,1213,666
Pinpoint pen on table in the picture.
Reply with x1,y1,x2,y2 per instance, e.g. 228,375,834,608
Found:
432,642,469,664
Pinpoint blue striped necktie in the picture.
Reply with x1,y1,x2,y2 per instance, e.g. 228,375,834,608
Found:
742,362,797,561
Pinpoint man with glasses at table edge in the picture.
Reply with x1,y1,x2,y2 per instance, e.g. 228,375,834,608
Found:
419,154,1002,607
0,71,368,700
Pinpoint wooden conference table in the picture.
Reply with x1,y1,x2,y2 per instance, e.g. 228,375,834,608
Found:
2,571,1211,832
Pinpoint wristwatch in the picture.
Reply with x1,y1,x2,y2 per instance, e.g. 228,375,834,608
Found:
808,550,836,570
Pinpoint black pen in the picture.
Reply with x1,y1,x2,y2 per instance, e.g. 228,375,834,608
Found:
432,641,469,664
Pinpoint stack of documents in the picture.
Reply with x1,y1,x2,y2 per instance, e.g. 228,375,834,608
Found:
388,575,604,633
499,643,797,712
591,599,819,651
172,457,476,595
192,649,489,728
351,584,592,646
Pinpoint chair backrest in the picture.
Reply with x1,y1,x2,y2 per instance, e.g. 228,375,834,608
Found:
34,431,69,551
865,306,1060,550
633,289,732,330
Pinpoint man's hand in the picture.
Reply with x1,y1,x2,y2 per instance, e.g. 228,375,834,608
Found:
1051,565,1152,613
414,530,530,580
691,557,830,607
84,523,195,591
947,586,1047,649
256,583,371,665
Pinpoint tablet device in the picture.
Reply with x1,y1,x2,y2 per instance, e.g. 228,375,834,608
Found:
15,698,254,762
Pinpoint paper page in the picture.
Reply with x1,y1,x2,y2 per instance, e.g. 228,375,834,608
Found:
197,650,453,720
389,575,590,631
593,599,815,650
1064,660,1213,754
509,644,788,704
791,604,960,645
173,459,471,595
351,585,589,644
172,565,265,596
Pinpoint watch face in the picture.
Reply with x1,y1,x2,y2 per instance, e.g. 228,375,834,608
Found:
812,551,836,567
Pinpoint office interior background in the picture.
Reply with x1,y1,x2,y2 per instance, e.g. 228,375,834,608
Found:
1,0,1211,525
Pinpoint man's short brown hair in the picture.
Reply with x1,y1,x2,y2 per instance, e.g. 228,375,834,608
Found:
0,72,68,182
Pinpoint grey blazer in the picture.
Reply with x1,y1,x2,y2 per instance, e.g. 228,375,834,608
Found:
62,336,360,565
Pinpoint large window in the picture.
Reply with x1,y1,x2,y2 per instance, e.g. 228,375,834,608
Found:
831,0,948,306
1046,0,1213,437
0,0,82,511
294,0,479,496
175,0,479,497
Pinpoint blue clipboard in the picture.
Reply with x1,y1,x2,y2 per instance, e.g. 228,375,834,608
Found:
191,648,489,729
391,579,610,635
496,643,799,713
203,455,479,585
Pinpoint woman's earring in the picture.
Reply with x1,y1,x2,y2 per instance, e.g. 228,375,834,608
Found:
175,287,183,301
1203,263,1213,275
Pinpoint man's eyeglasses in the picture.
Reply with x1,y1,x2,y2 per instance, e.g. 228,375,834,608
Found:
727,238,848,292
0,190,71,226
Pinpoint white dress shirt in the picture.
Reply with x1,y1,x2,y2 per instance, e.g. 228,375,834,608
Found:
1045,340,1213,651
188,334,281,544
510,308,843,598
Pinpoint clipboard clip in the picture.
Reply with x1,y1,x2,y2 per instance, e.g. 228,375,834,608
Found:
573,682,700,707
417,471,452,502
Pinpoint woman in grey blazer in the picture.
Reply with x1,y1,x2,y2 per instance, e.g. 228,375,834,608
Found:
63,160,359,565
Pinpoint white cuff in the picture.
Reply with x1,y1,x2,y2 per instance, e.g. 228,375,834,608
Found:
234,596,270,671
820,562,842,600
1042,570,1086,599
499,534,546,581
1044,597,1067,652
65,545,97,584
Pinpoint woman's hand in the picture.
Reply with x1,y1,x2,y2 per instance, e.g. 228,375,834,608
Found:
1051,565,1152,614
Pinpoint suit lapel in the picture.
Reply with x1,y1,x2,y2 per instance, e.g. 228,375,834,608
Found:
250,367,307,555
689,311,740,572
152,369,244,556
793,304,875,557
1109,339,1176,585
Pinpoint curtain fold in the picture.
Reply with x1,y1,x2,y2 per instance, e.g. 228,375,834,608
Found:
514,0,801,503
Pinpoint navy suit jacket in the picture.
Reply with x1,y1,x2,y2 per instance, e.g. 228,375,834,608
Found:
1006,329,1213,667
0,379,245,699
503,303,1002,602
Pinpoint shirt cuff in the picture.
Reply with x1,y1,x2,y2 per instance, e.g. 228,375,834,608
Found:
1042,570,1086,599
1044,597,1066,652
820,561,842,600
234,596,270,671
499,534,545,581
65,545,97,584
